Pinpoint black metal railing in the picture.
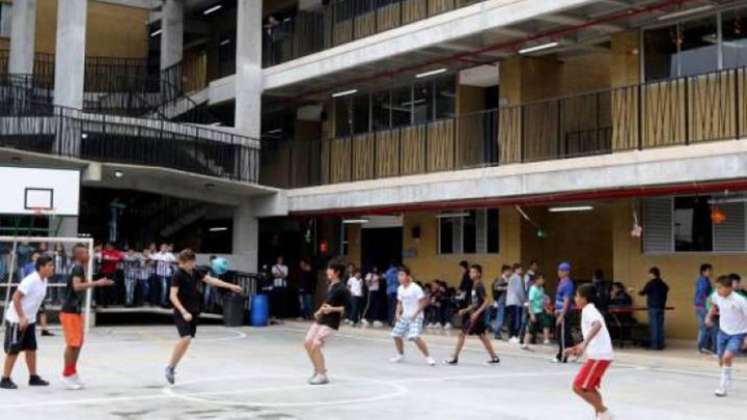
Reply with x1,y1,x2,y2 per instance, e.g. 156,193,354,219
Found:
0,77,262,184
262,65,747,188
263,0,485,67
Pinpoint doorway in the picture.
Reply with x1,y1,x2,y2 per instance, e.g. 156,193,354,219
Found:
361,227,403,273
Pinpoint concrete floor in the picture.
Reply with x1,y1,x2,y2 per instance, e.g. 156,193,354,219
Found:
0,322,744,420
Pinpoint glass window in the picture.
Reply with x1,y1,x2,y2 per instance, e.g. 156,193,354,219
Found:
435,76,456,120
372,90,391,131
462,211,477,254
679,16,719,77
722,9,747,69
218,31,236,78
644,25,679,81
391,85,413,128
353,94,371,134
438,209,499,255
413,81,434,124
439,217,454,254
335,97,353,137
674,196,713,252
487,209,499,253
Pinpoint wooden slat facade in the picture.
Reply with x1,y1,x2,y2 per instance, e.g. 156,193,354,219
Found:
427,119,455,171
376,129,400,177
400,125,426,174
688,71,736,143
611,86,639,151
498,107,521,164
352,133,376,181
642,79,686,148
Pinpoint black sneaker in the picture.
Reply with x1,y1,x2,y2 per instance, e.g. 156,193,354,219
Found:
165,366,175,385
485,356,501,365
0,378,17,390
41,330,55,337
29,375,49,386
442,358,458,365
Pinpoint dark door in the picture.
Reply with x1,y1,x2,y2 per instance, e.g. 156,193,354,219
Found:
361,227,403,273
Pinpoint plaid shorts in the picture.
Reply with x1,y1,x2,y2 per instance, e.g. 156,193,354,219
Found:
391,315,424,340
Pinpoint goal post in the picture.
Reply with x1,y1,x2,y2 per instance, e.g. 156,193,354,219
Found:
0,236,95,333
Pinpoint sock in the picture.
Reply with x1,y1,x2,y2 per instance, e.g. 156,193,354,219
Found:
63,364,76,377
720,367,731,389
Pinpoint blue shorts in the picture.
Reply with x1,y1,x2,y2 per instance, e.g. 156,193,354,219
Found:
717,331,747,358
391,316,424,340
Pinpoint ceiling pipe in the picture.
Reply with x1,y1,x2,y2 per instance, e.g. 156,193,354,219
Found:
287,0,692,101
289,178,747,218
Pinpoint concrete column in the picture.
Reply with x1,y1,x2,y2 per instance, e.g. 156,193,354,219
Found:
232,198,259,273
160,0,184,70
235,0,262,137
8,0,37,75
53,0,87,109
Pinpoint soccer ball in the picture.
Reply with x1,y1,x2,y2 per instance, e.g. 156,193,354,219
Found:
211,257,230,275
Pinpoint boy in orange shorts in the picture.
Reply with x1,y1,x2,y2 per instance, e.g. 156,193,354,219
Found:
565,283,614,420
59,244,113,390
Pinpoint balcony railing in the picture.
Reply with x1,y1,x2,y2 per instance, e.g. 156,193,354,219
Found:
262,66,747,188
263,0,485,67
0,75,261,184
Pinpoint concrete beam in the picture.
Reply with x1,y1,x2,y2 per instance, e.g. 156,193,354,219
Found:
535,13,625,33
286,140,747,213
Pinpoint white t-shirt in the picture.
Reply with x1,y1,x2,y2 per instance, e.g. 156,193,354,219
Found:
347,276,363,297
398,282,425,319
581,303,614,361
711,292,747,335
5,272,47,324
154,252,176,277
366,273,380,292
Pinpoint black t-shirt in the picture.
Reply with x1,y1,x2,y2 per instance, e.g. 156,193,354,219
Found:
318,281,350,330
61,264,86,314
299,269,316,293
458,273,472,308
468,282,486,309
172,267,207,314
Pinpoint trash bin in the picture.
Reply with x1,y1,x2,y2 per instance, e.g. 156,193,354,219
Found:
250,294,269,327
223,293,246,327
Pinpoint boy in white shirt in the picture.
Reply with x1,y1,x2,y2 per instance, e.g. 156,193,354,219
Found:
565,284,614,420
1,256,54,390
346,270,364,326
706,275,747,397
389,266,435,366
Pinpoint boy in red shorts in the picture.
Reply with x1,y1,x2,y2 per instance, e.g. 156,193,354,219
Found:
565,283,614,420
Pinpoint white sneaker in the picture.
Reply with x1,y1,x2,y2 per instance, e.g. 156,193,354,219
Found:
309,374,329,385
521,343,530,350
509,337,520,344
361,320,370,328
543,339,551,345
389,354,405,363
425,357,436,366
444,323,452,330
373,321,383,328
597,410,614,420
715,387,727,397
62,375,82,390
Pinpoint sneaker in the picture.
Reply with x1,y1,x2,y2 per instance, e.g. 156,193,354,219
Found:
373,321,383,328
442,358,458,365
389,354,405,363
598,410,614,420
509,337,520,344
521,343,530,350
164,366,175,385
28,375,49,386
543,339,551,345
0,378,17,390
715,387,727,397
309,374,329,385
485,356,501,365
41,330,55,337
444,323,452,330
425,357,436,366
61,375,82,390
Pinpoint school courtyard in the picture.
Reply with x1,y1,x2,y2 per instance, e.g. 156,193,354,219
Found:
0,323,743,420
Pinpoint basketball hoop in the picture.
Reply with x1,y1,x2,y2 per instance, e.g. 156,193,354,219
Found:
31,207,51,218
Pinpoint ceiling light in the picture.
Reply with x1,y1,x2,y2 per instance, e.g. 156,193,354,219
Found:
342,218,369,224
209,227,228,232
332,89,358,98
219,38,231,46
709,197,747,205
548,205,594,213
203,4,223,15
435,212,470,219
416,68,447,79
150,29,162,37
113,170,124,179
519,41,559,55
657,5,715,21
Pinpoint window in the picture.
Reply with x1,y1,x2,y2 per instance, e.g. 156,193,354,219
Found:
391,85,412,128
644,25,679,81
435,76,456,119
722,9,747,69
679,16,719,77
438,209,499,254
372,90,391,131
353,94,371,134
335,97,353,137
0,5,11,39
413,81,434,124
643,196,747,253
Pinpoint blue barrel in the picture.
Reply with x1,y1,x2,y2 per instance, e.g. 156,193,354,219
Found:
250,294,269,327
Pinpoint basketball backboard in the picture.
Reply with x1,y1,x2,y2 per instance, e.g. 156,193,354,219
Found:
0,166,80,216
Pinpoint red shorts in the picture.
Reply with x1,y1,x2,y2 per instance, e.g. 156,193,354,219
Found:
305,323,335,347
573,359,611,391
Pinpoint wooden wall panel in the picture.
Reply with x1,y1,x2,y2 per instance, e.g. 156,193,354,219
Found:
377,3,401,32
688,72,736,143
402,0,427,24
523,102,558,161
427,119,455,172
428,0,456,15
333,20,353,46
352,133,375,181
329,137,352,183
611,86,639,151
376,129,400,177
183,49,208,93
642,80,686,148
498,107,521,164
400,125,426,175
354,12,376,39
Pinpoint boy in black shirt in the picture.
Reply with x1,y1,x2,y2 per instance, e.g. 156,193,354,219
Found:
303,263,350,385
444,264,500,365
165,249,241,385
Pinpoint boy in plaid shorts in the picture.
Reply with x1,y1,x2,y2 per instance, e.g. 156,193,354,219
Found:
389,266,435,366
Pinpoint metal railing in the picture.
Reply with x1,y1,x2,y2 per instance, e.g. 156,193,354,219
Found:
263,0,485,67
262,65,747,188
0,76,262,184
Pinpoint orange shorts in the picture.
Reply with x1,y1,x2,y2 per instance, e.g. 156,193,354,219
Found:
573,359,611,391
60,313,84,347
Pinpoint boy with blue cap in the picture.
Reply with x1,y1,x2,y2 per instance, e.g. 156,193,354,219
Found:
554,262,575,363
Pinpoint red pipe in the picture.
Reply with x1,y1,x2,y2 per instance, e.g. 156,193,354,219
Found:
289,178,747,217
292,0,692,100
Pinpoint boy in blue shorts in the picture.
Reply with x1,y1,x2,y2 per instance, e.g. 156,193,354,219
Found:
706,275,747,397
389,266,435,366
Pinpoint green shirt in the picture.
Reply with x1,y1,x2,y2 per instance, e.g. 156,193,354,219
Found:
528,285,546,314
